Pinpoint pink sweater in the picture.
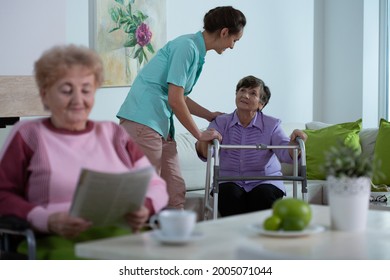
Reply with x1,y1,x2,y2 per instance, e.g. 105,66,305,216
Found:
0,118,168,232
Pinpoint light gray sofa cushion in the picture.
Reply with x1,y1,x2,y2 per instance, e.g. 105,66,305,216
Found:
176,131,207,191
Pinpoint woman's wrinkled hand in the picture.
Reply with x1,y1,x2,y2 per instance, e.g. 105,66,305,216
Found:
290,129,308,142
125,205,150,233
48,212,92,239
288,129,308,158
207,111,225,122
199,128,222,142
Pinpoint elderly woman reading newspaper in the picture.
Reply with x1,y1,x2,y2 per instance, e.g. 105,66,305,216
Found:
0,44,168,259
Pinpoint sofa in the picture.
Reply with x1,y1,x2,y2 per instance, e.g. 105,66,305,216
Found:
177,119,389,219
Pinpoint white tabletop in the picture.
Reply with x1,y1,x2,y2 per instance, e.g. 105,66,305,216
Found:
75,205,390,260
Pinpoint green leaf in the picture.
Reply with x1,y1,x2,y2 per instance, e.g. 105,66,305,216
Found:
138,50,144,64
146,43,155,54
118,8,126,18
109,7,120,22
134,46,143,59
142,48,149,62
130,14,140,26
108,27,121,33
115,0,124,5
119,16,131,25
135,11,148,22
126,2,132,16
124,22,137,34
124,22,131,33
124,34,137,47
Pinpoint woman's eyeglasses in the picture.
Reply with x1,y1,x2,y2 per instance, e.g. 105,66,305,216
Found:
370,194,388,203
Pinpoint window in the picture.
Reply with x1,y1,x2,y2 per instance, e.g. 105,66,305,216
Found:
380,0,389,120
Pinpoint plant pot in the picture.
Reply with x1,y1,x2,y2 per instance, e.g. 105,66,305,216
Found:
326,176,371,231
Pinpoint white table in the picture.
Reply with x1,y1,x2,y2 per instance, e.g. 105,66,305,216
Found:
75,205,390,260
370,202,390,211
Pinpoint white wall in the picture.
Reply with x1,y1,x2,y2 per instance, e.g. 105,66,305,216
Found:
0,0,382,146
0,0,67,75
80,0,315,132
0,0,67,146
320,0,364,124
363,0,381,128
167,0,314,131
312,0,381,128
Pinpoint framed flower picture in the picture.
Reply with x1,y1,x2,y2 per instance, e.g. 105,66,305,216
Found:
89,0,166,87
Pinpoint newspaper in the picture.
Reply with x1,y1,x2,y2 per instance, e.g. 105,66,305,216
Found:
69,167,153,227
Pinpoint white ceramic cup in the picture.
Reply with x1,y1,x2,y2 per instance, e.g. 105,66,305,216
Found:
149,209,196,239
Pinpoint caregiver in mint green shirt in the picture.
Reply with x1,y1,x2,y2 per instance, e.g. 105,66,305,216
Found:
117,6,246,209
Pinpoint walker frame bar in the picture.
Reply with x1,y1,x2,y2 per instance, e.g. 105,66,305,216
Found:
203,137,307,220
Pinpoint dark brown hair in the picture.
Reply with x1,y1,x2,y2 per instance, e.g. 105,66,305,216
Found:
203,6,246,35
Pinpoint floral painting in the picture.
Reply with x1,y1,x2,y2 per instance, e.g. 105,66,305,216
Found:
90,0,166,87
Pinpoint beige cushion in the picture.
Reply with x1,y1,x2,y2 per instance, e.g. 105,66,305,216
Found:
176,131,207,191
305,121,332,130
284,180,325,204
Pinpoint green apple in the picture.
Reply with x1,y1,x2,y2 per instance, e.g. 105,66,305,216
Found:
272,198,312,231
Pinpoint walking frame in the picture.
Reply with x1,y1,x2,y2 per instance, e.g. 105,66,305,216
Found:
203,137,307,220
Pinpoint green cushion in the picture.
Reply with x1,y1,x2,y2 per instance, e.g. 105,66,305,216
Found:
372,118,390,185
304,119,362,180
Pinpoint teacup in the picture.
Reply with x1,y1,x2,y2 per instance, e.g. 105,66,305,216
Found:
149,209,196,239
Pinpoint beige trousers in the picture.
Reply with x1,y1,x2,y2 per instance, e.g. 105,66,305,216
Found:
120,119,186,209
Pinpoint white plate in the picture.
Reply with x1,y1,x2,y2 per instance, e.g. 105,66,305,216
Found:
151,230,204,245
248,223,326,237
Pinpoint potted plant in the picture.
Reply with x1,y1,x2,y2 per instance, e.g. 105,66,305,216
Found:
322,144,373,179
321,143,374,231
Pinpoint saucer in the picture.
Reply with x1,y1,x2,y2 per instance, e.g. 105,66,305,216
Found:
151,230,203,245
248,223,326,237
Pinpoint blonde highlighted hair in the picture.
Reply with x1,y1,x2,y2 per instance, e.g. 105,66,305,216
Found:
34,44,104,90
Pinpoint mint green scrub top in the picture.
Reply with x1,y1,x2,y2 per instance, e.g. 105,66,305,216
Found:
117,31,206,139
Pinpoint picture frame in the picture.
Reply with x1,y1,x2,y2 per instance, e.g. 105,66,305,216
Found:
89,0,166,88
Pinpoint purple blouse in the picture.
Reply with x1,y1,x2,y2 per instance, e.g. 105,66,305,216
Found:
204,110,294,194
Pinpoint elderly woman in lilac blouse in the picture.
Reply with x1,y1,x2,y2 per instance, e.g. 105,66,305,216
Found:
196,75,307,217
